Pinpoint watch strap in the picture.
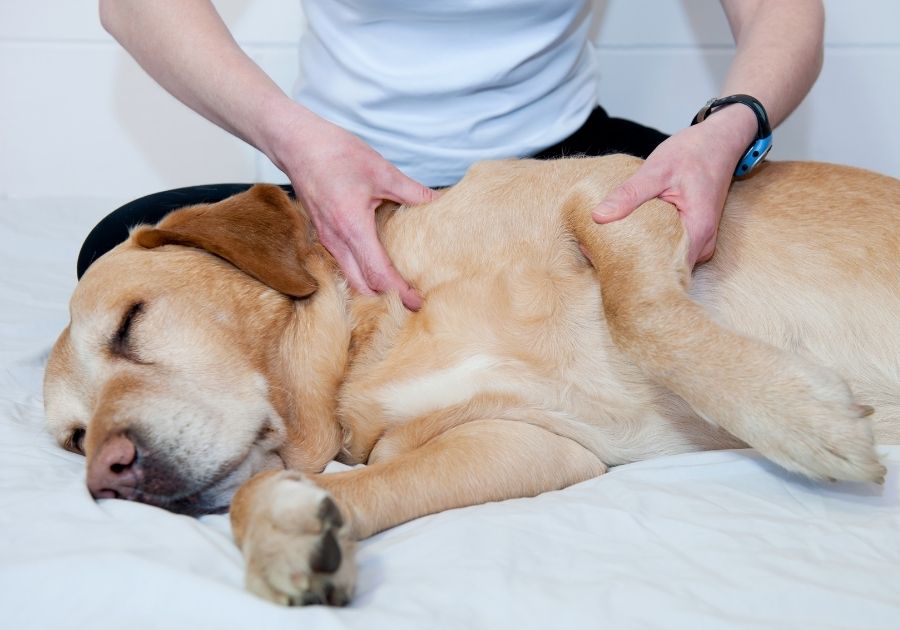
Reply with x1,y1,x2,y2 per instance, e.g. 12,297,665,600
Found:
691,94,773,177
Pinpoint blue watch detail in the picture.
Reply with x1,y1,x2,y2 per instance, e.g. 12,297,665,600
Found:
734,134,773,176
691,94,773,178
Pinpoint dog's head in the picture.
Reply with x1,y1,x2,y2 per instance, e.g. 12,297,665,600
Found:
43,185,347,516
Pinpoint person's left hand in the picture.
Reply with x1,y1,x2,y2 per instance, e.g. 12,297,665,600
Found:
591,106,757,266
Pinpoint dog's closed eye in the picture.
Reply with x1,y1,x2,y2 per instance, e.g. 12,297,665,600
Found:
108,301,149,363
64,427,86,455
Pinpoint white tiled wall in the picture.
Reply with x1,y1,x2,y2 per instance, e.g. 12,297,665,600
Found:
2,0,898,200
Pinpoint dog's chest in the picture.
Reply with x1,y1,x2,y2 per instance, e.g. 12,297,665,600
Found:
337,352,522,463
371,354,516,420
336,270,627,465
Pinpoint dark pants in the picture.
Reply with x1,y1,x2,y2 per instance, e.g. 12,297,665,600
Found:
76,106,667,278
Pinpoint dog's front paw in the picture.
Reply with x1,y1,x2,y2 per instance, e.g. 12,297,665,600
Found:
754,361,885,483
241,471,355,606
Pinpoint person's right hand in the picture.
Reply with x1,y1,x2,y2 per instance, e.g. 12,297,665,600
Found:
98,2,434,310
270,110,436,311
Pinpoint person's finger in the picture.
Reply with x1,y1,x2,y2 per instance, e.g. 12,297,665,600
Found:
381,169,437,207
319,229,375,296
696,238,717,264
346,214,423,311
681,209,718,266
592,170,664,224
360,244,424,310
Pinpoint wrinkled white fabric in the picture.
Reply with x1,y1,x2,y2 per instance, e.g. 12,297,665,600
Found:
1,198,898,629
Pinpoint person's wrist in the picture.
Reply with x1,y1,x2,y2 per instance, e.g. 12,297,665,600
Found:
254,95,320,175
697,102,759,159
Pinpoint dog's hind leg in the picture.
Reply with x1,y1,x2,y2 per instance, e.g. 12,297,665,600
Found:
563,187,884,484
230,419,605,605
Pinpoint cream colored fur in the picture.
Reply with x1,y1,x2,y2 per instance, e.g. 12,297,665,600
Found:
44,155,900,606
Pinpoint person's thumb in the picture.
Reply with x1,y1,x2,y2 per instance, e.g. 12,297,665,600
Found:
592,172,661,224
385,170,437,207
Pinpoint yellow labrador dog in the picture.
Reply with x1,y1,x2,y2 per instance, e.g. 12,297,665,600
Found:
44,155,900,606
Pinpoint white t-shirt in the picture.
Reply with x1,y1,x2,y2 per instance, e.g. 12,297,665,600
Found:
294,0,598,187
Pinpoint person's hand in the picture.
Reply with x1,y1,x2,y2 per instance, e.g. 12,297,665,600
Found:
272,110,436,310
592,105,757,266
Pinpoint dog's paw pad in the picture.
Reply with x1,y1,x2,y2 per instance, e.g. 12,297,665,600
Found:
318,496,344,529
243,472,356,607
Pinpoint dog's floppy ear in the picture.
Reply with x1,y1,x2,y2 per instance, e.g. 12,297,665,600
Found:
133,184,318,298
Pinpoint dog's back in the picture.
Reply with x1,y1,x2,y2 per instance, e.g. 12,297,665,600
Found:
340,157,900,464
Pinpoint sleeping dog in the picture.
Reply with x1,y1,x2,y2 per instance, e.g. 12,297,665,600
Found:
43,155,900,606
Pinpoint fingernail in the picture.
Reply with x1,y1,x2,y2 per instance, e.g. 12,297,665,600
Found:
593,203,616,217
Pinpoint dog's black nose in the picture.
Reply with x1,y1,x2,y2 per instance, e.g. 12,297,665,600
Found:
86,433,140,500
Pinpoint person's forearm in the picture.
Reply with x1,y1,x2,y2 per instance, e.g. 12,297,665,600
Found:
714,0,825,146
100,0,436,309
98,0,311,165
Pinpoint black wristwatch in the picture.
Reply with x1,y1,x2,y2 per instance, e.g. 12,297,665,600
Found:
691,94,773,177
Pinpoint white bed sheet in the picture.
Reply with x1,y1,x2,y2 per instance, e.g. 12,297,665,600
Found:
1,198,898,630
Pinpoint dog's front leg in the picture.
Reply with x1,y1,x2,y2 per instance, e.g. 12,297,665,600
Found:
231,419,605,606
566,191,884,483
